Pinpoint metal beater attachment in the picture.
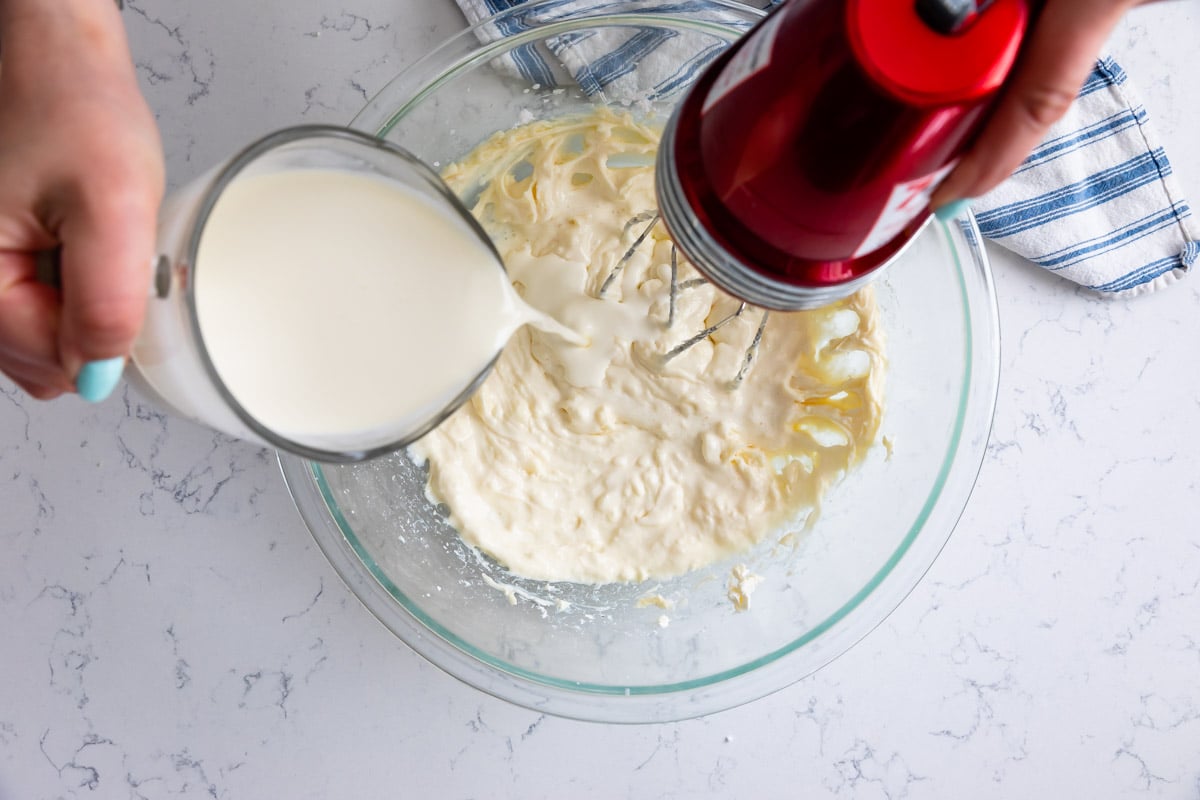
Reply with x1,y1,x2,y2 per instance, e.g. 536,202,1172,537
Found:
597,211,770,387
598,211,660,297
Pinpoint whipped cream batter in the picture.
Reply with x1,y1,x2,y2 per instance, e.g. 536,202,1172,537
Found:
410,110,885,584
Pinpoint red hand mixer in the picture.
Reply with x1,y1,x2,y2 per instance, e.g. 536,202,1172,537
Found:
656,0,1033,310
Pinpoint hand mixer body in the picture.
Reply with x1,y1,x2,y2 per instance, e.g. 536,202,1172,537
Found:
657,0,1031,310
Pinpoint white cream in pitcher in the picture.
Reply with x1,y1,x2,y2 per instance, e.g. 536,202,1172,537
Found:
189,167,542,450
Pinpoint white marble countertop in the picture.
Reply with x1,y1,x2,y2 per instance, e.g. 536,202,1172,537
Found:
3,1,1199,797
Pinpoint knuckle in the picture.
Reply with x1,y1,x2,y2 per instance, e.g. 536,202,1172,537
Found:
2,369,62,400
80,169,162,215
67,142,164,205
1016,85,1077,130
73,297,142,347
28,384,64,401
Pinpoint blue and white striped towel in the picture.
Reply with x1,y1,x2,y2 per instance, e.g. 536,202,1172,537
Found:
456,0,1197,296
973,57,1196,295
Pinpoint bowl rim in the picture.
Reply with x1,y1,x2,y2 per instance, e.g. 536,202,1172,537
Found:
350,0,760,138
280,0,1002,723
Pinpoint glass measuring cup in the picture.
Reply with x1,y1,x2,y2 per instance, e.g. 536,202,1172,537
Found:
129,125,506,463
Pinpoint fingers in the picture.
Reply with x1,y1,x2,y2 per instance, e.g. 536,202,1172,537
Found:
0,0,164,403
55,175,161,394
0,160,161,404
1,361,68,401
0,251,71,398
931,0,1135,207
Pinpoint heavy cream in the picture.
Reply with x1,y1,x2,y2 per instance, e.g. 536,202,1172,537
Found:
192,167,545,451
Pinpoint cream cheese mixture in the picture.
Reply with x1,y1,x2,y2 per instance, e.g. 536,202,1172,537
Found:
410,109,886,584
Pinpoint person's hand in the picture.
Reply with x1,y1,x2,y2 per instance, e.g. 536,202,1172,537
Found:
931,0,1145,212
0,0,164,401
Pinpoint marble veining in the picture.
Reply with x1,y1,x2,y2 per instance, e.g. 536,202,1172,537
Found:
1,1,1199,798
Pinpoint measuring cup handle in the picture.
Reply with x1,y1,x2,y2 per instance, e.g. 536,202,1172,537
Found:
35,248,172,299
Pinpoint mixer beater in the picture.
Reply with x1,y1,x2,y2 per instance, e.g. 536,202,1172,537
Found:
597,209,770,388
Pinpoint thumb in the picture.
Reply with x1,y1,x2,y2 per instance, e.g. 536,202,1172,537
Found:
55,184,159,399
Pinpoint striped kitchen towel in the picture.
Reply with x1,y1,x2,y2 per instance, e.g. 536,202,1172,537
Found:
973,57,1196,295
456,0,754,102
455,1,1196,296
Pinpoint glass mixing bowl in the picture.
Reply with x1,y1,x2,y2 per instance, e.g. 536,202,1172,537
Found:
279,0,1000,723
